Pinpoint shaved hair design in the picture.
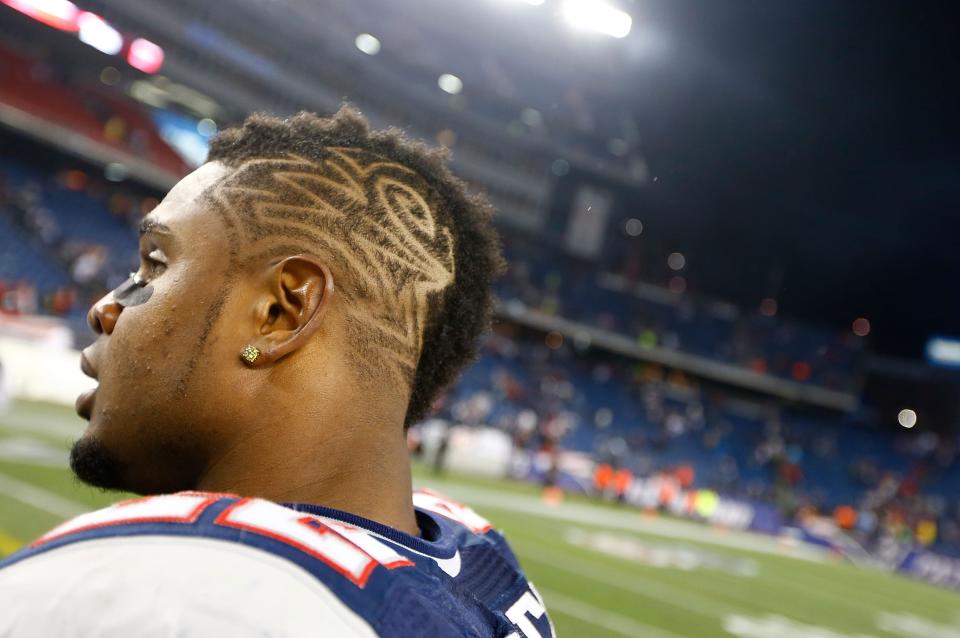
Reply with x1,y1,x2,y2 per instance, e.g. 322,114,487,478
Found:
212,150,456,385
207,108,504,427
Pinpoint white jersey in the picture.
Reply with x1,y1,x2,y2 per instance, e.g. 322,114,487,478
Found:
0,490,555,638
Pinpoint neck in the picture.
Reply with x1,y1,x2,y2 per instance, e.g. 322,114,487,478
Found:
195,402,419,536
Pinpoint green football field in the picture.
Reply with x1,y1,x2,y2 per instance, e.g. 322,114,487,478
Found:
1,399,959,637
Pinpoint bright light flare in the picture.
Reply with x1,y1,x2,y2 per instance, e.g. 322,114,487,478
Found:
354,33,380,55
127,37,164,73
898,409,917,429
77,11,123,55
0,0,79,31
438,73,463,94
196,118,217,136
927,337,960,367
852,317,871,337
561,0,632,39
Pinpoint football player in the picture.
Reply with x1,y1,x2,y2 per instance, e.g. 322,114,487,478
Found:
0,108,555,638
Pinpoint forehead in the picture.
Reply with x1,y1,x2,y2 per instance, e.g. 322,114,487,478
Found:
145,162,231,230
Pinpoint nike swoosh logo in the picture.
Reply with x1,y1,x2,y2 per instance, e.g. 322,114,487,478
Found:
430,548,461,577
382,541,462,577
320,516,463,578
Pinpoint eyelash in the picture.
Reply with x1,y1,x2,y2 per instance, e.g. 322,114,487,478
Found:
135,250,167,285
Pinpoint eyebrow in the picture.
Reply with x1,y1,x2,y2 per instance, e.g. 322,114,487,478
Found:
139,218,173,237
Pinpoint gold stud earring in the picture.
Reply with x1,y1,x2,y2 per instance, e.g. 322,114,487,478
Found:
240,345,260,365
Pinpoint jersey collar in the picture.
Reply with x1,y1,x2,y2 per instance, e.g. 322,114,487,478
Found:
279,501,460,560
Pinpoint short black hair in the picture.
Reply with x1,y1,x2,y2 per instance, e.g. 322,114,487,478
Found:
207,107,504,427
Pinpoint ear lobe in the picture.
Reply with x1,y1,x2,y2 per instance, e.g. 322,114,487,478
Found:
252,256,335,364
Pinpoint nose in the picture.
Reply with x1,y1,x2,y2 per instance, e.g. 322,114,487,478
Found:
87,293,123,336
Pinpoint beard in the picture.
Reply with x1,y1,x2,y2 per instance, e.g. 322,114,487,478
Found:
69,435,128,492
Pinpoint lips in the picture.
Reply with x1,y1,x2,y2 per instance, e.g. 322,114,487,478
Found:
80,351,98,380
76,350,99,421
75,387,97,420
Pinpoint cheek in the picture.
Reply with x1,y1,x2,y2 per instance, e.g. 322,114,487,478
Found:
107,258,237,394
91,294,209,447
91,281,246,466
103,291,189,395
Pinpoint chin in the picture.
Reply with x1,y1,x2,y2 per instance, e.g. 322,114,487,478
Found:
69,434,130,492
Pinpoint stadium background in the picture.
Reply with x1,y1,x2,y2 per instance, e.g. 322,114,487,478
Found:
1,1,960,636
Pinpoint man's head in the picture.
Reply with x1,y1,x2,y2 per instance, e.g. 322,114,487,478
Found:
71,108,504,494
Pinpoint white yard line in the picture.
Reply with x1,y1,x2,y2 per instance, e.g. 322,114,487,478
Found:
539,587,687,638
0,437,70,467
0,472,88,519
515,542,732,619
0,414,82,441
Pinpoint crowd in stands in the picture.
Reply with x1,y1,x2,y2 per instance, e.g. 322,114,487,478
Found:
434,324,960,557
0,156,149,334
498,233,865,392
0,149,865,397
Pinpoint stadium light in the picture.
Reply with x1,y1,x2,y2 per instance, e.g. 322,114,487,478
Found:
127,37,164,74
927,336,960,367
0,0,79,31
668,252,686,271
77,11,122,55
438,73,463,95
898,409,917,429
197,118,217,136
354,33,380,55
561,0,632,39
104,162,128,182
852,317,871,337
520,108,542,127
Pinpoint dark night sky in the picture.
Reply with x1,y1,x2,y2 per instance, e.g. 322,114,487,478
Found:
624,1,960,358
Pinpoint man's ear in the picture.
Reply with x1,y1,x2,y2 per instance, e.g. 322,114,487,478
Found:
248,255,335,364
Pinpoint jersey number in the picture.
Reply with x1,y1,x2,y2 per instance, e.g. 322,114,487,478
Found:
506,585,552,638
34,493,412,588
